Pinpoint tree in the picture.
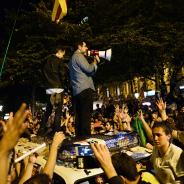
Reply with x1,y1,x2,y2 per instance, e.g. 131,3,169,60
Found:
0,0,184,105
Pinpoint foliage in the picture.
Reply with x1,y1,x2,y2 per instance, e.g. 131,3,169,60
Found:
0,0,184,94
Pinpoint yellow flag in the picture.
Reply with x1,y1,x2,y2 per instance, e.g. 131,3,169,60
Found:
52,0,67,22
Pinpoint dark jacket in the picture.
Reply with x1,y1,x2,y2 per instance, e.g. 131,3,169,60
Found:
43,54,69,89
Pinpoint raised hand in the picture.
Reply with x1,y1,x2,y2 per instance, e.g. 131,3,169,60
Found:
0,103,28,184
155,98,167,120
156,98,166,112
138,110,144,121
0,119,7,132
91,143,117,179
43,131,65,179
91,143,111,168
0,103,28,152
52,131,65,148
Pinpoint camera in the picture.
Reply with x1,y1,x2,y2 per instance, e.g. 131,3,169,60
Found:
75,145,99,169
76,155,99,169
75,145,93,156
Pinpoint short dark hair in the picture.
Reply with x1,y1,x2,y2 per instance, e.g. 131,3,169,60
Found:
111,152,139,181
105,121,114,127
23,173,51,184
74,40,86,50
55,47,65,53
152,121,172,135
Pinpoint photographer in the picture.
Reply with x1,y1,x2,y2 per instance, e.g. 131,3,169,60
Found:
69,41,100,136
91,143,159,184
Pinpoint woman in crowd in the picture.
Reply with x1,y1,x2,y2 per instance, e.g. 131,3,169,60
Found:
151,122,184,183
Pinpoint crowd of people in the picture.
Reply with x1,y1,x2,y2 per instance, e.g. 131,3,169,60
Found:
0,40,184,183
0,93,184,183
0,103,66,184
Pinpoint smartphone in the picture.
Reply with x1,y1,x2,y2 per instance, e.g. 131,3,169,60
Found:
75,146,93,156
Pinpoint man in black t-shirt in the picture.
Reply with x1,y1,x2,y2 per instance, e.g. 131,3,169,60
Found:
40,48,69,135
43,48,68,90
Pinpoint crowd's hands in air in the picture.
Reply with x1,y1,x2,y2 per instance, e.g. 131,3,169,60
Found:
52,131,65,148
113,104,132,131
137,109,154,146
156,98,166,112
0,119,7,133
91,143,117,179
138,109,144,122
0,103,28,152
156,98,167,120
0,103,28,184
43,131,65,179
18,154,38,184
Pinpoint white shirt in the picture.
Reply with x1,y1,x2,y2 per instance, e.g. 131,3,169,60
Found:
151,143,184,184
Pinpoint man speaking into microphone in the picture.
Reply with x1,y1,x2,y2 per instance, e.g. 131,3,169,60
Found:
69,41,100,137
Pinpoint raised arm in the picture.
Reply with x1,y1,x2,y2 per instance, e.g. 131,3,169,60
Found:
18,154,37,184
43,131,65,179
138,110,153,142
172,130,184,144
91,143,117,179
156,98,167,121
0,103,28,184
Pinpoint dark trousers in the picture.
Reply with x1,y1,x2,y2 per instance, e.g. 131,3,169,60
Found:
39,92,63,135
74,88,94,137
39,96,52,135
53,101,63,132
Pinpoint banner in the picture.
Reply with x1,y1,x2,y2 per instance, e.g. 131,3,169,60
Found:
52,0,67,22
